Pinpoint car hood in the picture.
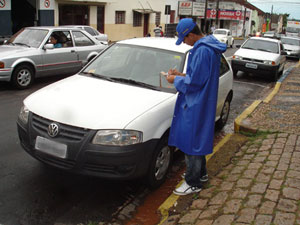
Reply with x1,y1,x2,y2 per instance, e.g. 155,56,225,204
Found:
283,44,300,51
24,75,175,130
0,45,34,58
235,48,279,61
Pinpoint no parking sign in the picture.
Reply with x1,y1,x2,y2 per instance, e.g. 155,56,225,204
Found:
40,0,54,10
44,0,50,8
0,0,6,9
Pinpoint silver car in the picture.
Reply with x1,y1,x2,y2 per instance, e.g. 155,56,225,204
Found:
0,26,107,89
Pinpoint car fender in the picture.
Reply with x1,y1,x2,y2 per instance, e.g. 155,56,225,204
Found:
11,58,36,72
125,95,177,142
86,51,100,63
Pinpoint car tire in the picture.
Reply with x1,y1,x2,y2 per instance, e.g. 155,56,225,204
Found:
273,69,279,82
12,64,34,89
216,96,231,129
146,136,173,189
232,69,238,78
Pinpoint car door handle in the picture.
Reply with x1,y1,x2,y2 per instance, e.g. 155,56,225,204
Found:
71,50,75,53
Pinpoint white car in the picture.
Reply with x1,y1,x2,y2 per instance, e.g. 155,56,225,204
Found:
64,25,108,44
213,29,234,48
231,37,287,81
17,38,233,188
281,36,300,59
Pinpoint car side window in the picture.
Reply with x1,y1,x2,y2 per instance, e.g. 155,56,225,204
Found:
72,31,95,46
280,43,284,51
219,55,230,77
84,27,96,36
48,31,73,48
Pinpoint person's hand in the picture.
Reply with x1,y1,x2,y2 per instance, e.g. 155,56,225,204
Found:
168,68,185,76
165,75,176,84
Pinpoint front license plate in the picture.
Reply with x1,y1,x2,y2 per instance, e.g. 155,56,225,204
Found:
245,63,258,69
35,136,67,159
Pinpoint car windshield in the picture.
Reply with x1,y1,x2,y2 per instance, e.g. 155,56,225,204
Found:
242,39,279,53
214,30,227,35
281,38,300,46
82,43,185,91
5,28,48,48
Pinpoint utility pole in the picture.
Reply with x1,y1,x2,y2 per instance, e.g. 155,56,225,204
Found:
215,0,220,28
204,0,208,33
242,6,247,38
270,4,273,30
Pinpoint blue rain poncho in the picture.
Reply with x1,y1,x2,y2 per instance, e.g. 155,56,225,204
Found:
168,35,227,155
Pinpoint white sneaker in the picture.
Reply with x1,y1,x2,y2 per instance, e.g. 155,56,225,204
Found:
173,181,202,196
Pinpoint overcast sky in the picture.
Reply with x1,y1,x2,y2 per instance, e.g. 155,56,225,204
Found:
248,0,300,20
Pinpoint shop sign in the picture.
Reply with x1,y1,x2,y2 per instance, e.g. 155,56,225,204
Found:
192,2,205,17
206,9,250,20
178,1,192,16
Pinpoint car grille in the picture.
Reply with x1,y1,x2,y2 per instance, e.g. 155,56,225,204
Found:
35,152,76,169
32,113,90,141
242,57,264,63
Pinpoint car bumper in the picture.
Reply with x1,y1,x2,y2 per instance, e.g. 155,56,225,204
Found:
231,59,279,76
17,113,159,180
0,68,12,81
286,51,300,58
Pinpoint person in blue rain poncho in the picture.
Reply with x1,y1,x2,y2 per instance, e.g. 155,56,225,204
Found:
166,18,226,195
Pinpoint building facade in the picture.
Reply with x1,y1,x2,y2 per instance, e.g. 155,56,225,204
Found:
0,0,266,41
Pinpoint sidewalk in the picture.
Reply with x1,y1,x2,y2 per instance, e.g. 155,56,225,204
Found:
158,62,300,225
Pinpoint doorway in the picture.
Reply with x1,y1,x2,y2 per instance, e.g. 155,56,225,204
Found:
59,5,88,25
143,14,149,36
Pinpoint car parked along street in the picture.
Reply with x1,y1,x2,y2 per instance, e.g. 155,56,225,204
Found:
0,26,107,89
17,37,233,188
281,36,300,59
231,37,287,81
213,29,234,48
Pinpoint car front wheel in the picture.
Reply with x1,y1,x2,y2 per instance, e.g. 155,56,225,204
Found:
146,136,173,189
12,64,34,89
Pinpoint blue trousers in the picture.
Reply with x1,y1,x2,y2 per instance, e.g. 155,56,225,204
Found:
185,154,207,188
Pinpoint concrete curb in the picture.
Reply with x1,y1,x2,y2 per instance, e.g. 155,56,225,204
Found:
158,134,233,225
234,60,300,134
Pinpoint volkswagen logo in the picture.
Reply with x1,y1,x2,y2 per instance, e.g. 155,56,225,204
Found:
48,123,59,137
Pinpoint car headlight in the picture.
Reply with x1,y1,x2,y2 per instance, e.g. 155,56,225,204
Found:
19,105,29,125
232,55,242,60
92,130,143,146
263,60,276,65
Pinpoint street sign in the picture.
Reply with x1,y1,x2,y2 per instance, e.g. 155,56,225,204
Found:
0,0,6,9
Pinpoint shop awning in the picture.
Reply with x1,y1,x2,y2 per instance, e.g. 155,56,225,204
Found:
133,9,157,14
59,0,115,3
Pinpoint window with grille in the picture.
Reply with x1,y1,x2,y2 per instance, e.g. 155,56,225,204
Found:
133,11,142,27
115,11,125,24
155,12,161,25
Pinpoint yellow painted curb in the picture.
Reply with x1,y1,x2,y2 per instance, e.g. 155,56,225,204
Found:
264,82,281,103
234,100,262,133
158,133,233,225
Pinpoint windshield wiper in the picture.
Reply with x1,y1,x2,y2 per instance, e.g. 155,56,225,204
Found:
110,77,161,91
257,48,273,53
14,42,31,47
81,72,115,82
242,46,255,50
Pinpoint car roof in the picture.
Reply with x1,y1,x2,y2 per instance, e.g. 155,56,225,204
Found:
281,36,300,40
117,37,192,53
249,37,280,43
25,26,82,31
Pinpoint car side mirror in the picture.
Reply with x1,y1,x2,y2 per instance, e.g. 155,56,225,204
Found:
44,43,54,50
281,51,287,55
236,45,241,48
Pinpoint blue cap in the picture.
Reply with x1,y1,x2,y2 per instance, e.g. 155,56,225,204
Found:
176,18,196,45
